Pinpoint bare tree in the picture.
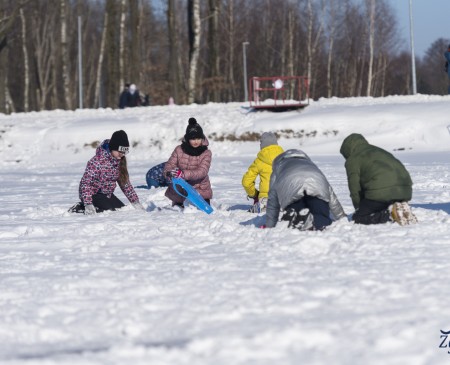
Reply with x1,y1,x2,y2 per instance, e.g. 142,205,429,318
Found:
31,1,58,110
0,2,21,54
304,0,326,98
60,0,72,109
324,0,339,98
0,1,23,113
168,0,181,103
105,0,119,107
224,0,235,102
129,0,139,84
20,7,29,111
366,0,375,96
119,0,127,90
94,11,108,108
207,0,220,102
287,1,295,78
187,0,201,103
420,38,450,95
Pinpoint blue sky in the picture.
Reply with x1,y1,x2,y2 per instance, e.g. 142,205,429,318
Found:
390,0,450,57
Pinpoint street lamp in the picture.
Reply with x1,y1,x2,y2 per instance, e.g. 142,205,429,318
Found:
409,0,417,94
242,42,249,102
78,15,83,108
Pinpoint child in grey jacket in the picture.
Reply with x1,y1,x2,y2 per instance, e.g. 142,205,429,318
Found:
266,149,346,230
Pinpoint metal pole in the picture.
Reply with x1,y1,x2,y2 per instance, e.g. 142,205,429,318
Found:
409,0,417,94
78,16,83,108
242,42,249,102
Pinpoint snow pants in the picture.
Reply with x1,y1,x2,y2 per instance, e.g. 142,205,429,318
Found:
352,199,390,225
69,193,125,213
281,195,332,231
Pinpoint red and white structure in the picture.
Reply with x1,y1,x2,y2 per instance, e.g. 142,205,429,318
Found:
248,76,309,111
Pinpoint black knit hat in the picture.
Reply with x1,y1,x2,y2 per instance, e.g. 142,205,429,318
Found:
109,130,129,152
185,117,205,140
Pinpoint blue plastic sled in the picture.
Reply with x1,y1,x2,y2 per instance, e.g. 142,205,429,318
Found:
172,178,213,214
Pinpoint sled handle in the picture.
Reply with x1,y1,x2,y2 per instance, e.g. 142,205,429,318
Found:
173,182,188,198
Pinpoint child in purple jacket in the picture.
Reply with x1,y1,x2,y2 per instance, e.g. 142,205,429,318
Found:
69,130,144,215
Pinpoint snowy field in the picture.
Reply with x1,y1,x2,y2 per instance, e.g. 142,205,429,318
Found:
1,95,450,364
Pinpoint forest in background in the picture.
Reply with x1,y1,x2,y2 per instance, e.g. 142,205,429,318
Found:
0,0,449,114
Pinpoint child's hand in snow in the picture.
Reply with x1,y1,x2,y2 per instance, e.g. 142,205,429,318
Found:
84,204,96,215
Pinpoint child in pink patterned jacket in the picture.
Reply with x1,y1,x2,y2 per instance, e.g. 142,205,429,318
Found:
69,130,144,215
164,118,212,208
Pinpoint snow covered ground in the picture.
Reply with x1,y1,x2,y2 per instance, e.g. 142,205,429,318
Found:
1,95,450,364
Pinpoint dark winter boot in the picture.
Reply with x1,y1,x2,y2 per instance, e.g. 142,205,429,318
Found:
68,202,85,213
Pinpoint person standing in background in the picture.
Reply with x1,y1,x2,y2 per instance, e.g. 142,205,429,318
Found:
127,84,141,107
118,83,141,108
118,83,130,109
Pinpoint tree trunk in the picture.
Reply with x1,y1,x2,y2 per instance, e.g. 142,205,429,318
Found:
129,0,139,84
105,0,119,107
366,0,375,96
60,0,72,109
208,0,219,102
326,0,336,98
306,0,324,99
32,3,56,111
5,72,15,113
226,0,235,102
94,11,108,108
0,41,7,113
287,5,295,97
119,0,127,90
306,0,313,84
20,7,30,112
0,2,23,113
168,0,180,103
0,2,21,54
187,0,201,104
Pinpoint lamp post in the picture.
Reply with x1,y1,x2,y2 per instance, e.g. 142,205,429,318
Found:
242,41,249,102
78,16,83,108
409,0,417,94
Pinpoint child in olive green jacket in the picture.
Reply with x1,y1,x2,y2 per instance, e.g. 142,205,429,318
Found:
340,133,417,225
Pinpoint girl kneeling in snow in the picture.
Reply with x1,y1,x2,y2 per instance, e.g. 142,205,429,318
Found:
69,130,144,215
163,118,212,208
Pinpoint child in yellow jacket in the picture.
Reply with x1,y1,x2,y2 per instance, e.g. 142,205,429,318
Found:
242,132,284,212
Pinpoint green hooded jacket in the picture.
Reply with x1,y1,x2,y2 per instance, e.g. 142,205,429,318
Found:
340,134,412,209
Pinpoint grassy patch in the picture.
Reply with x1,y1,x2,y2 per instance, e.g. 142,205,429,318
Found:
208,129,339,142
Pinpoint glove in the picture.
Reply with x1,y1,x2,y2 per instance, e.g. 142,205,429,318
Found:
84,204,96,215
132,202,146,211
170,168,184,179
260,225,266,229
247,189,259,201
248,189,259,203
